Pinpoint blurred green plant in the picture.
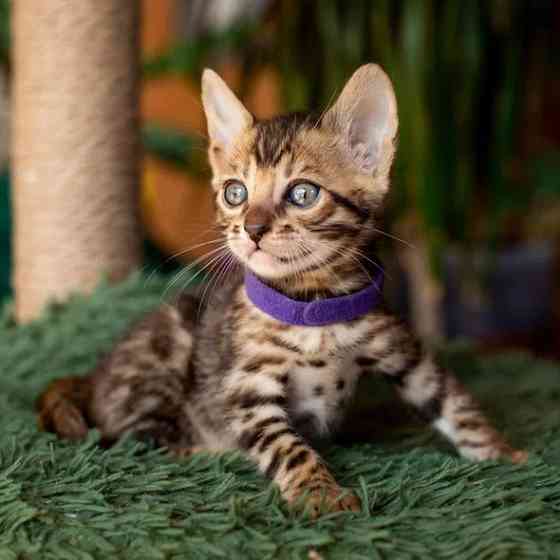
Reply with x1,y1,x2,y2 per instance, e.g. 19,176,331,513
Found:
144,0,560,275
274,0,559,272
1,0,557,275
0,0,9,70
142,123,207,175
141,21,261,180
143,23,257,81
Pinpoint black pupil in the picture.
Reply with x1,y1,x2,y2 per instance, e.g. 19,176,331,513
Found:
227,184,245,204
292,185,315,205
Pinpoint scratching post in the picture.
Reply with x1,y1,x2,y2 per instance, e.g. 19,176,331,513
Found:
12,0,143,322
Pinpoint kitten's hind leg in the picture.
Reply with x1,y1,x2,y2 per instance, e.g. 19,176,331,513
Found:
89,294,197,447
38,294,198,449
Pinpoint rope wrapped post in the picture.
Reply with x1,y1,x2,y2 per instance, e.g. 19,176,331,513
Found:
12,0,143,322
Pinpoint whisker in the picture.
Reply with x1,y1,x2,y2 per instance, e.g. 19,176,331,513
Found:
161,245,228,301
196,251,232,316
168,249,229,305
302,237,385,292
290,241,308,298
296,238,349,296
312,238,391,283
344,245,391,282
312,85,341,130
167,238,226,261
197,252,238,318
372,227,416,250
143,237,226,286
140,223,222,277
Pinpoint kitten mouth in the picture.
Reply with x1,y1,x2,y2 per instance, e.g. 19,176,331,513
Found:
248,245,311,266
233,240,291,278
248,247,272,259
247,243,275,258
252,247,288,262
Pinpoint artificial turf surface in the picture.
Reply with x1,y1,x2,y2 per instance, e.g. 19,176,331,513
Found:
1,274,559,559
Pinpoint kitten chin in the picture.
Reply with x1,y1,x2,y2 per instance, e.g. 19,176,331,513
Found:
246,249,283,278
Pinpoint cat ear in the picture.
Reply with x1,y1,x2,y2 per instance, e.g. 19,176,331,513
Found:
324,64,398,175
201,69,253,151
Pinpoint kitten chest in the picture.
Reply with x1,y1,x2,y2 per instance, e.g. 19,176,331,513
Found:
277,322,370,438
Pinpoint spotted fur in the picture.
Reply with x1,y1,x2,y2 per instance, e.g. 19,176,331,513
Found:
37,64,526,518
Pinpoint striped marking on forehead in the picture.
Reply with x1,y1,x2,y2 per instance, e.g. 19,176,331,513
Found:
253,112,317,168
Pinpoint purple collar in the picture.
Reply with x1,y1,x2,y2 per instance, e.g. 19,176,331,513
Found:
244,270,384,326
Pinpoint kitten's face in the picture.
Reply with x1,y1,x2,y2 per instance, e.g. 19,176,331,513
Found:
202,65,398,285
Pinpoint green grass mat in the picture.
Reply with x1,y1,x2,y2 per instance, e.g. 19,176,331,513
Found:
1,274,560,559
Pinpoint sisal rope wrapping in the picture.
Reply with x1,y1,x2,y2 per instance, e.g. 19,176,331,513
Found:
12,0,143,322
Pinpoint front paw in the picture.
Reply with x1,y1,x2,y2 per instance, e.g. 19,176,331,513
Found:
493,441,529,464
485,445,529,464
289,484,361,518
507,449,529,464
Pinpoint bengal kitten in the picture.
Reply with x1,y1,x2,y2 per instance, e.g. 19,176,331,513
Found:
38,64,527,517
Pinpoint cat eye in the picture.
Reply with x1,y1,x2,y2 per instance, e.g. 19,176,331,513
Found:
223,181,248,206
286,182,320,208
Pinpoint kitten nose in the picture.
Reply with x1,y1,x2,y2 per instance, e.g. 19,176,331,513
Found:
245,223,268,242
244,207,271,243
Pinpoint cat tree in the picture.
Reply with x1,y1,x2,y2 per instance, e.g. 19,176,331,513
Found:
11,0,143,322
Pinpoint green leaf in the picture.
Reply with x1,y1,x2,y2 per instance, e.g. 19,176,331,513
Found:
142,123,207,177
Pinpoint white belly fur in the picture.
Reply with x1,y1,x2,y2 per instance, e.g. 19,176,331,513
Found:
274,323,368,436
289,355,361,437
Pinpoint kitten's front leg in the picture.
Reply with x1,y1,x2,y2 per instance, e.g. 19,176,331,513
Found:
224,363,360,517
359,314,527,463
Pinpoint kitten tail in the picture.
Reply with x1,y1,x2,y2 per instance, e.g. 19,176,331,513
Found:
36,375,92,440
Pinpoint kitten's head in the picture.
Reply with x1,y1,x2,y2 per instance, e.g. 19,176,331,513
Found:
201,64,398,291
